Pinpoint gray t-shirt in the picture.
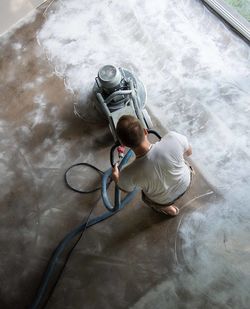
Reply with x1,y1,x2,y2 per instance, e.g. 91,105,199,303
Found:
118,131,191,204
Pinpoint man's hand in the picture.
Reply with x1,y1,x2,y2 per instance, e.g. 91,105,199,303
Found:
112,163,120,184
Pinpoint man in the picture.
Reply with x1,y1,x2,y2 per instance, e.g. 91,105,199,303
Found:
112,115,193,216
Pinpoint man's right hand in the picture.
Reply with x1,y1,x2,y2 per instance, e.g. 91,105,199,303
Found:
112,163,120,184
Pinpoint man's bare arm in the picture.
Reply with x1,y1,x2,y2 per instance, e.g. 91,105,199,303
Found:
112,163,120,183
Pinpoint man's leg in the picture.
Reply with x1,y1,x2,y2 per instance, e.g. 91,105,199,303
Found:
142,192,179,217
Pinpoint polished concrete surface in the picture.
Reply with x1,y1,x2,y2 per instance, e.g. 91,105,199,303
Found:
0,0,250,308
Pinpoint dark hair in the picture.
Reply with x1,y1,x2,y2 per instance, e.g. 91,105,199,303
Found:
116,115,144,148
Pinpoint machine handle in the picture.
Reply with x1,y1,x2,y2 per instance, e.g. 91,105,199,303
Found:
147,129,162,140
95,77,102,89
105,90,132,104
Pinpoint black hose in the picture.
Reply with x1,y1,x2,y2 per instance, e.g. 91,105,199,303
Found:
147,129,162,140
64,162,105,193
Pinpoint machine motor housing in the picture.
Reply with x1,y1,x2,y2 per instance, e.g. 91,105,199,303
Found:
93,65,152,141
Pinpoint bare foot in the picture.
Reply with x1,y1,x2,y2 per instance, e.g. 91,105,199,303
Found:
160,205,179,216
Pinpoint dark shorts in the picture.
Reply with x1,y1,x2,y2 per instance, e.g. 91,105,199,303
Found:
142,164,194,213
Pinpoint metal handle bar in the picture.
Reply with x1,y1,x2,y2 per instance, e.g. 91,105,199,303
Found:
105,90,132,104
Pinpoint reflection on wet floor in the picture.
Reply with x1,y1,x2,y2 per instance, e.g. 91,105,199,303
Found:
0,0,250,308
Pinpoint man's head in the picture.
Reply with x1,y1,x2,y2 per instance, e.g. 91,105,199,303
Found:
116,115,146,148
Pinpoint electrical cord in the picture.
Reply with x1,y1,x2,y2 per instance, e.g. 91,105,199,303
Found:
64,162,109,193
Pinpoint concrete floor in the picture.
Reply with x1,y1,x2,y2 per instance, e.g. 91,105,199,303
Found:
0,0,250,308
